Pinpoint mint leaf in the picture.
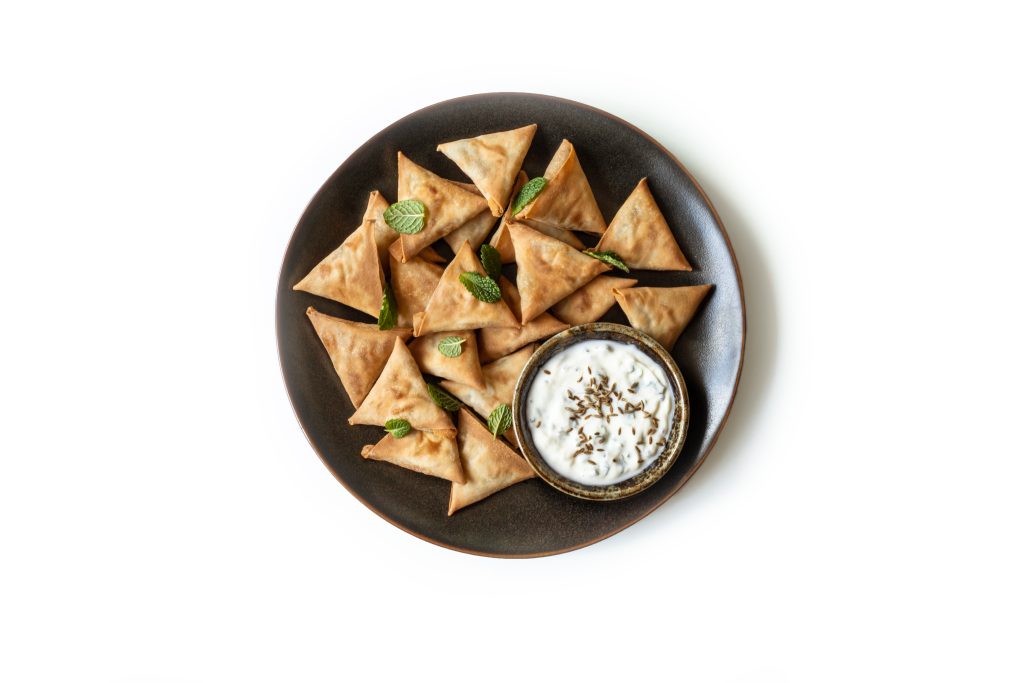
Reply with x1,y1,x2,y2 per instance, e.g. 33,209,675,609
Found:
510,177,547,215
487,403,512,440
384,418,411,439
583,249,630,273
437,336,466,358
383,199,426,234
479,244,502,281
377,282,397,330
427,384,461,412
458,272,501,303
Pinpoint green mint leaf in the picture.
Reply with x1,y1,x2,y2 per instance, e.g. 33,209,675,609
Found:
487,403,512,440
384,418,412,439
383,199,426,234
510,177,547,215
427,384,461,412
583,249,630,273
458,272,501,303
437,336,466,358
479,244,502,281
377,282,397,330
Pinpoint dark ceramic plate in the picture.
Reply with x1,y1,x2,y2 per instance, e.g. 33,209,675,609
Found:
276,93,745,557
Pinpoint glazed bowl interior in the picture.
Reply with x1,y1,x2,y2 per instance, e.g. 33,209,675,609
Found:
513,323,689,501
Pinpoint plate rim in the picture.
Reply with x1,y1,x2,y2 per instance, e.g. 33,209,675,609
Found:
275,92,747,558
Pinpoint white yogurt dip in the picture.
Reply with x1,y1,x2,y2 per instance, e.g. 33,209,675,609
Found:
525,339,675,485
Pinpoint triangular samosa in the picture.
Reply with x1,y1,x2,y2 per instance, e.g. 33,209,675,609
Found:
389,153,489,262
478,277,567,363
550,275,639,326
305,307,412,407
437,124,537,217
408,330,485,389
293,219,385,318
490,171,585,263
595,178,691,271
361,429,464,484
390,252,444,328
514,139,606,234
415,241,519,336
449,408,536,515
442,182,497,252
362,190,397,267
439,344,535,449
614,284,713,350
509,223,610,323
349,337,455,431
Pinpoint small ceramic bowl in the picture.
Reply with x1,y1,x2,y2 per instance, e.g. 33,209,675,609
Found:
512,323,689,501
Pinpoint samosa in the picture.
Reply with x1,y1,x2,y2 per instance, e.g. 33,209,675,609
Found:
614,285,713,350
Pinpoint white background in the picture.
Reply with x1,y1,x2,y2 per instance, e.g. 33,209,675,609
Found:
2,1,1022,681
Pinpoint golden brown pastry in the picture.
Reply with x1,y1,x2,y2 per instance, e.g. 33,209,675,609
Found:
550,275,639,326
408,330,485,389
415,241,519,336
437,124,538,216
293,219,385,318
349,337,455,432
515,139,606,235
389,152,489,262
305,307,412,408
595,178,691,271
613,284,713,350
438,344,536,448
361,429,464,484
442,182,497,252
448,408,536,515
478,277,567,363
390,252,444,329
362,190,397,268
509,223,610,323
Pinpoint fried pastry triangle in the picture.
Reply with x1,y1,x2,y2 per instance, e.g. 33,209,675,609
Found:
349,337,455,431
448,408,536,515
595,178,691,271
442,181,497,252
390,252,444,329
389,153,489,262
415,241,519,336
438,344,535,449
408,330,485,389
437,124,538,217
361,429,464,484
613,284,713,350
293,219,385,318
305,307,412,408
478,277,568,363
550,275,639,326
362,190,397,267
515,139,606,235
509,223,610,323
